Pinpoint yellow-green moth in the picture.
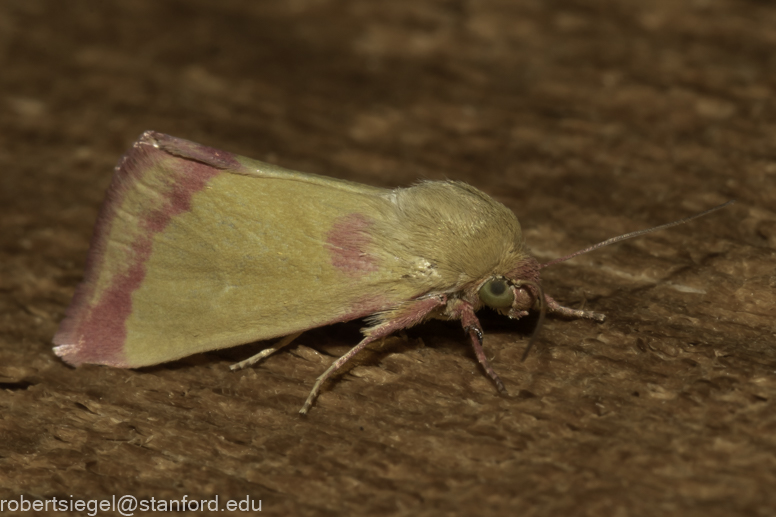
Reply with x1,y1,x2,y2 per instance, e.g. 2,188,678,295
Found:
53,131,731,413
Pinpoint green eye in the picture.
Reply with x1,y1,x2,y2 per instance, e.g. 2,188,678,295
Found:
478,278,515,309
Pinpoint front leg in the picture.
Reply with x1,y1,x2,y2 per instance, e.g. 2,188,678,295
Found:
445,299,507,394
517,293,605,362
545,294,606,322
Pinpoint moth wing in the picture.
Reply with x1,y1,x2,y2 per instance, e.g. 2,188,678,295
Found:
54,132,421,367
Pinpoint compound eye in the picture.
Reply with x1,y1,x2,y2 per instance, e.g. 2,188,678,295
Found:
478,278,515,309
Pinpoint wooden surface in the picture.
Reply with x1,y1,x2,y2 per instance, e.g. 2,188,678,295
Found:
1,0,775,515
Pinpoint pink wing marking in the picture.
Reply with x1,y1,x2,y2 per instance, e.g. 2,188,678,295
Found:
325,213,379,276
54,132,229,366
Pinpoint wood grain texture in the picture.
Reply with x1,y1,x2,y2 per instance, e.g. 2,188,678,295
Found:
1,0,774,515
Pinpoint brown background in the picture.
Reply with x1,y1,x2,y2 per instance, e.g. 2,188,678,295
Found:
1,0,775,515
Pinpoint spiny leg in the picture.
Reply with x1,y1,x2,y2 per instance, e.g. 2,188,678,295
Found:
452,300,507,394
299,295,447,415
467,324,507,394
300,333,382,415
545,294,606,322
230,332,303,371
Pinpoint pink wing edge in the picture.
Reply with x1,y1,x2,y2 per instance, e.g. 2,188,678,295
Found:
53,131,241,367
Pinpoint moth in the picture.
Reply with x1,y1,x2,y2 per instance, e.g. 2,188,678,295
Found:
53,131,731,413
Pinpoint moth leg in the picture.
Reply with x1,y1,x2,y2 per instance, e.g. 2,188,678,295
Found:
299,295,446,415
447,299,507,394
544,294,606,322
230,332,303,371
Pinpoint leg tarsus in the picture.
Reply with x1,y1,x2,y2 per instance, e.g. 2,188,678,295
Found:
468,326,507,394
299,333,378,415
299,295,447,415
455,301,507,395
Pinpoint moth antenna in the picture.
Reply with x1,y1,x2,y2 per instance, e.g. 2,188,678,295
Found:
515,280,546,362
540,200,734,269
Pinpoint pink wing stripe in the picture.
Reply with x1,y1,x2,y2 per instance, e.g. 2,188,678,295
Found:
53,132,229,366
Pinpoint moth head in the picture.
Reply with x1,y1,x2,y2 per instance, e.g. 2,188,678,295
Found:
475,254,544,315
477,276,541,316
475,271,547,362
475,200,733,362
